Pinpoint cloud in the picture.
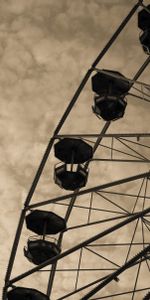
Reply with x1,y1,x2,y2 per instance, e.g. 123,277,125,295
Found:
0,0,149,297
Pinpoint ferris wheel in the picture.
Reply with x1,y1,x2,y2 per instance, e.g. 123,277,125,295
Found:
3,1,150,299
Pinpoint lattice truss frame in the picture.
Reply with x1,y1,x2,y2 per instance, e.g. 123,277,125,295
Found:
3,1,150,300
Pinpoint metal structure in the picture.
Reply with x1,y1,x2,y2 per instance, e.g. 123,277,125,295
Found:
3,1,150,299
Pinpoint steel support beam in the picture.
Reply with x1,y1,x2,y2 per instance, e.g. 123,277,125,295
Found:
81,245,150,299
55,133,150,138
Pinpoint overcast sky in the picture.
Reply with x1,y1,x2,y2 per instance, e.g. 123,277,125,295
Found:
1,1,150,299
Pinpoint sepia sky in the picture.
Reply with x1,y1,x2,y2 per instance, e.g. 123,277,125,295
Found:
0,0,150,299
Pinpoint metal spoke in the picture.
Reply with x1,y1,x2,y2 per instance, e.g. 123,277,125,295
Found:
87,192,94,224
141,219,150,272
88,242,149,247
124,218,140,264
132,177,145,213
141,178,150,274
119,137,150,150
132,85,150,97
66,215,128,232
38,268,117,272
142,219,150,232
74,248,83,290
92,158,150,163
95,142,147,161
116,137,148,161
84,246,121,268
96,191,130,214
90,287,150,299
131,259,142,300
100,190,150,200
128,92,150,103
